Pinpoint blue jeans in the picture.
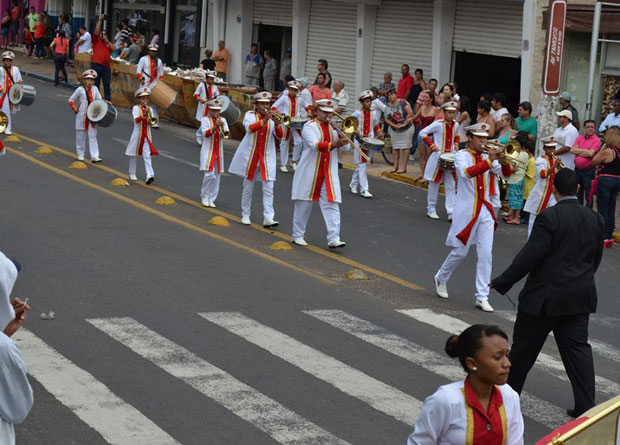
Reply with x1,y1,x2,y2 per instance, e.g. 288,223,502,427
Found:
54,54,68,84
410,126,420,156
91,62,111,101
576,167,595,207
597,175,620,239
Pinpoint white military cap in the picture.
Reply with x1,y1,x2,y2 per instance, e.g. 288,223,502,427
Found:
1,51,14,60
441,101,458,111
359,90,373,101
465,123,490,137
207,98,222,110
135,87,151,98
206,70,217,79
287,80,300,90
82,69,97,79
148,44,158,52
540,136,557,147
253,91,272,103
556,109,573,121
316,99,335,113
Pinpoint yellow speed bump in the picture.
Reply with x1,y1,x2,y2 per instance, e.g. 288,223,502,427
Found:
110,177,129,187
155,195,177,205
208,216,230,227
36,146,53,154
269,241,293,251
4,135,20,142
68,161,87,169
345,268,370,280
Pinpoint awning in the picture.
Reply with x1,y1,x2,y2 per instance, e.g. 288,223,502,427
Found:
542,2,620,33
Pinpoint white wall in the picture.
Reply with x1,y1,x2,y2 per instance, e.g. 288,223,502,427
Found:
355,3,377,95
223,0,254,84
291,0,310,78
431,0,455,86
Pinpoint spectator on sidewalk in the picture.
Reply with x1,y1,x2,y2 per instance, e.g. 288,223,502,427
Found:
490,92,509,133
279,48,291,85
516,101,537,141
262,49,278,91
456,96,471,150
592,126,620,248
397,64,413,100
244,43,262,87
112,24,122,58
9,0,18,47
150,28,159,47
58,15,73,61
428,78,439,104
25,7,38,56
119,19,132,43
42,11,53,59
412,90,439,180
91,14,115,101
76,25,92,54
377,72,395,105
476,100,496,138
313,58,331,88
599,99,620,133
213,40,229,81
385,88,414,173
559,92,580,131
308,72,331,111
332,80,349,115
50,30,69,86
120,37,141,64
1,10,9,49
570,120,601,207
553,110,580,169
33,17,46,59
200,49,215,71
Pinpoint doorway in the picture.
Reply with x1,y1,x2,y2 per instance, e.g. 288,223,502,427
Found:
254,24,292,90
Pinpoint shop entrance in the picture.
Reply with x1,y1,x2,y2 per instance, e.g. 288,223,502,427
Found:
254,24,292,90
453,52,521,118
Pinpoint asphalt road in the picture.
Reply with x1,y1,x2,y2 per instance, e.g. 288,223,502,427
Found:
1,77,619,444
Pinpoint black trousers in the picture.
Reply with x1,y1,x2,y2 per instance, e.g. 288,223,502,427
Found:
508,311,595,412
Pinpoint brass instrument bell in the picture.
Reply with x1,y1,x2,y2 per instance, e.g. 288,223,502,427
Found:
0,111,8,133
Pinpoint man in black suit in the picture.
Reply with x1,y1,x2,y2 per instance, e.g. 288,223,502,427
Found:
491,168,605,418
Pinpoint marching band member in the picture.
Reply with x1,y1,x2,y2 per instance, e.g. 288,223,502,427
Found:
433,123,512,313
228,91,283,228
136,44,163,128
271,80,303,172
0,51,23,135
68,69,102,163
291,98,350,248
421,101,460,220
193,70,220,123
198,98,228,208
125,87,159,184
349,89,383,198
523,137,559,237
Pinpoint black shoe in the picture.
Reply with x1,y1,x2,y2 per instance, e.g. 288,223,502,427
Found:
146,177,154,185
566,408,586,418
338,162,343,169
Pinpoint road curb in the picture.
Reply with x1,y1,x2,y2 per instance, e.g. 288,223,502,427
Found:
22,69,74,89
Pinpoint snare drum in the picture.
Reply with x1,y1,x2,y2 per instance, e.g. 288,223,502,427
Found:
289,117,308,130
216,95,241,125
9,84,36,106
361,137,385,152
438,152,456,170
87,100,117,127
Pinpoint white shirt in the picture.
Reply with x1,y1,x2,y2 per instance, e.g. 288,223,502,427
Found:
78,31,92,53
599,112,620,133
333,89,349,114
553,122,579,169
492,106,509,122
371,98,386,115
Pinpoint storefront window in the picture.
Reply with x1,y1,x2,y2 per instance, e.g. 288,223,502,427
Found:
174,0,199,67
112,2,161,42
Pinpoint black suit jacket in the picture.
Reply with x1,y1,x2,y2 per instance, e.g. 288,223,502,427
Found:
492,198,605,316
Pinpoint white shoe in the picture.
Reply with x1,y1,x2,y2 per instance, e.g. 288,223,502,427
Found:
291,162,297,171
447,213,453,221
280,165,288,173
292,237,307,246
434,276,449,299
4,130,11,135
328,240,346,249
349,185,358,194
77,154,85,161
152,124,160,129
209,201,216,208
263,218,279,228
91,157,102,163
476,300,494,312
427,211,440,219
129,174,138,181
201,197,210,207
360,190,373,198
241,216,251,225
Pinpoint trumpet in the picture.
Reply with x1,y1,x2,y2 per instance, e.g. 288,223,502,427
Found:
142,105,158,127
328,112,370,162
217,119,230,139
269,110,290,126
483,141,527,169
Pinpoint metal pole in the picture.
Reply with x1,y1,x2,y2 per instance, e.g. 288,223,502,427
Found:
585,2,602,119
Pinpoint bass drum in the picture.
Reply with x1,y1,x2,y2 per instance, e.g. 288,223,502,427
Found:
87,99,117,127
216,95,241,125
149,80,177,110
9,84,36,106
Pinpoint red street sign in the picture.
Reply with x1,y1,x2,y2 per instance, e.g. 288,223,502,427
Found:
543,0,567,95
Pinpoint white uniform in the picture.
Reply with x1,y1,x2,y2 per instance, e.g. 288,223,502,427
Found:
421,119,460,215
291,119,350,243
198,115,228,204
349,108,380,193
68,86,102,160
193,82,220,122
272,93,304,166
436,149,511,302
407,380,524,445
229,111,282,220
136,56,164,120
0,66,22,134
125,105,158,179
523,155,557,237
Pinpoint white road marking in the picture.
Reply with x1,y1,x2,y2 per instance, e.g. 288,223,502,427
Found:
304,309,568,429
496,310,620,365
397,309,620,399
15,329,178,445
157,151,200,168
88,317,347,445
200,312,422,425
113,137,129,144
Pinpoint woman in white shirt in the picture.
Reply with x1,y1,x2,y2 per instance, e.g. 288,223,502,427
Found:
407,324,524,445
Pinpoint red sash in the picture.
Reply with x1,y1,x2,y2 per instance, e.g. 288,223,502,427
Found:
360,110,372,164
84,88,93,130
0,68,13,110
203,84,213,117
149,57,157,85
208,117,221,173
137,109,159,157
311,122,336,202
247,119,269,181
540,157,556,212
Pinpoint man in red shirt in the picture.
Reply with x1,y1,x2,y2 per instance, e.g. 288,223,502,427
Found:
397,64,413,100
90,15,115,101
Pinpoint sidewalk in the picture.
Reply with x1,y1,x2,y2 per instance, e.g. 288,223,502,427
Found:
14,46,77,88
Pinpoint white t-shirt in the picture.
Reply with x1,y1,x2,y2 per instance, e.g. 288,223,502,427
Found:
553,123,579,169
492,106,509,122
78,31,92,53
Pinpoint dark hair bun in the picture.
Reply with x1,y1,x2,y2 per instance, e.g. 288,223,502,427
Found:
445,334,459,358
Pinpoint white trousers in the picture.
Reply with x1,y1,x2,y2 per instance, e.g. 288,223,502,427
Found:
427,173,456,214
241,176,275,219
200,171,221,202
76,127,99,159
292,184,341,243
128,148,154,179
350,162,370,192
436,207,495,301
528,213,537,238
280,130,302,166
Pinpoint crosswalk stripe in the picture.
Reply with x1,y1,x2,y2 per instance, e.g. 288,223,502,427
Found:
87,317,347,444
199,312,422,425
397,309,620,399
87,317,347,445
16,329,179,445
304,309,568,429
496,311,620,365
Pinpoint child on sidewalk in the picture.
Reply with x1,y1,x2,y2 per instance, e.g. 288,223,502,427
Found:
125,87,159,184
68,69,102,162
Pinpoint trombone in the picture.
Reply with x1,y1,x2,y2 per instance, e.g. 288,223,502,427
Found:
330,112,370,162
